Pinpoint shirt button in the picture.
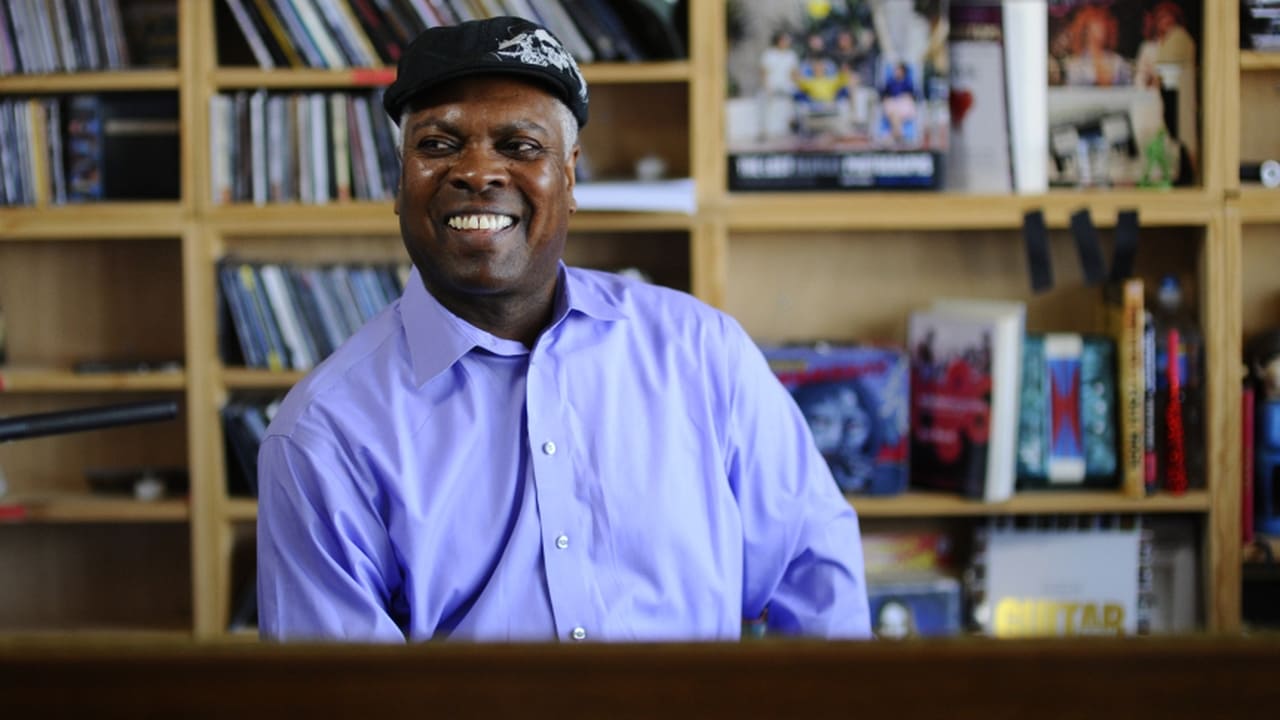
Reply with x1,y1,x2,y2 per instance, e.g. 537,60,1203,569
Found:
555,534,569,550
542,441,557,456
570,627,587,641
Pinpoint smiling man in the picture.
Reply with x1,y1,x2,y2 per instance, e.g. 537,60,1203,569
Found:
256,16,870,643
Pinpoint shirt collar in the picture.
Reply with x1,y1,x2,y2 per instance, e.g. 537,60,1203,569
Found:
401,262,626,386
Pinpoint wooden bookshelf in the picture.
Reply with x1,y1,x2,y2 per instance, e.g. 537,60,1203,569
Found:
0,0,1266,640
0,493,189,523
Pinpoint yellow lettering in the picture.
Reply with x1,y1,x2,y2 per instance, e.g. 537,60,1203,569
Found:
1104,604,1124,632
1078,603,1098,632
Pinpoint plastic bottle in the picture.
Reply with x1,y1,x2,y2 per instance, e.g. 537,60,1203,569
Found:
1150,275,1205,493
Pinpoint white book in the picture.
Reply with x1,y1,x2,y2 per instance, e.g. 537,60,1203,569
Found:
329,93,351,201
1002,0,1047,194
51,0,78,72
226,0,276,69
309,92,330,204
297,94,314,204
909,297,1025,503
572,178,697,215
984,519,1141,637
250,90,268,206
259,264,315,370
291,0,349,69
73,0,101,70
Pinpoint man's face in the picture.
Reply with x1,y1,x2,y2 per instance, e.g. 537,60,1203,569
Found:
395,75,578,306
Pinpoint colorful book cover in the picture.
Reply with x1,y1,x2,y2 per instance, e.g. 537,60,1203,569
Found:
908,300,1024,502
1046,0,1201,188
725,0,950,190
1103,277,1146,497
1016,333,1118,489
868,572,963,639
763,343,909,496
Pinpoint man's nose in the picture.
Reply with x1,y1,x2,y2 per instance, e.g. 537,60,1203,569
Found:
449,147,508,193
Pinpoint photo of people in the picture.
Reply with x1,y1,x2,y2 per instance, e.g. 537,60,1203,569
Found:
1046,0,1200,187
726,0,949,189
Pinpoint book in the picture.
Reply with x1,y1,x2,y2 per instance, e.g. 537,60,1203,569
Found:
1046,0,1201,188
763,343,910,496
571,178,696,214
908,299,1024,502
1103,277,1147,497
724,0,950,190
979,515,1145,637
945,0,1012,193
1003,0,1048,193
868,571,963,639
1016,333,1118,489
224,0,278,68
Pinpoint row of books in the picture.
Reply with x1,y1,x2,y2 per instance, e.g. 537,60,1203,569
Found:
0,0,176,76
218,259,411,371
219,0,685,71
0,97,54,207
0,92,180,206
211,89,398,205
768,290,1205,505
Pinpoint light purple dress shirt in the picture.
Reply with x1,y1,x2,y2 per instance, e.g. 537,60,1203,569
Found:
257,264,870,642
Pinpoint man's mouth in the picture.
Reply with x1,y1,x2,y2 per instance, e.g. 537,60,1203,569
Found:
446,213,515,231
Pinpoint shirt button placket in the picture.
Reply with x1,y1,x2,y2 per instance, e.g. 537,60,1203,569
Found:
570,626,587,642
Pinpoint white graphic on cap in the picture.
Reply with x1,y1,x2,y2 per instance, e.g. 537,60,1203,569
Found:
493,29,588,105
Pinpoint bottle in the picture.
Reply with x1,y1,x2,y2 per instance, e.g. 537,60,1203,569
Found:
1149,275,1205,494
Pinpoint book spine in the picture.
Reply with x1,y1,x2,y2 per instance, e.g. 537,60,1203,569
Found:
1164,327,1188,494
1110,278,1146,498
226,0,277,69
1142,308,1157,493
329,92,352,202
252,0,306,67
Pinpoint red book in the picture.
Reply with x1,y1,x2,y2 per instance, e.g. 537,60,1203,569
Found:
1165,328,1188,494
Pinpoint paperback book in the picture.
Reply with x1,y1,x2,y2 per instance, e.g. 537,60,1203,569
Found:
725,0,950,190
764,343,910,496
908,299,1024,502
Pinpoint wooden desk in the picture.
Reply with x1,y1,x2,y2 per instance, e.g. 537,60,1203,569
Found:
2,636,1278,718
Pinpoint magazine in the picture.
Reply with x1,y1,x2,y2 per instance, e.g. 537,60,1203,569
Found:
725,0,950,190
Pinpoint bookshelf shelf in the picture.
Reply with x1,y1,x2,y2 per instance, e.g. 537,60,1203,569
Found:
206,203,693,235
224,498,257,522
1240,51,1280,71
208,203,397,235
0,70,181,94
0,204,187,241
0,368,186,393
0,493,189,523
1237,188,1280,223
849,490,1212,519
212,61,690,91
719,189,1217,231
220,367,303,391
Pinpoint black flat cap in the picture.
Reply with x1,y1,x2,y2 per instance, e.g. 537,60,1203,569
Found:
383,16,589,128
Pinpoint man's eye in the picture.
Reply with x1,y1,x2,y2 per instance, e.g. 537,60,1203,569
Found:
504,140,542,155
416,137,454,152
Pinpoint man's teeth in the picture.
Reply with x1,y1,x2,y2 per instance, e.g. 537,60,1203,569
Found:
448,214,513,230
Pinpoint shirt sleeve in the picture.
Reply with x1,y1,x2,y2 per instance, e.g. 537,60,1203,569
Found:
257,430,405,642
721,318,872,639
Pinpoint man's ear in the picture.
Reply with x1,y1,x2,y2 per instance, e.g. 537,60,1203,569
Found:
393,175,402,215
566,145,579,214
